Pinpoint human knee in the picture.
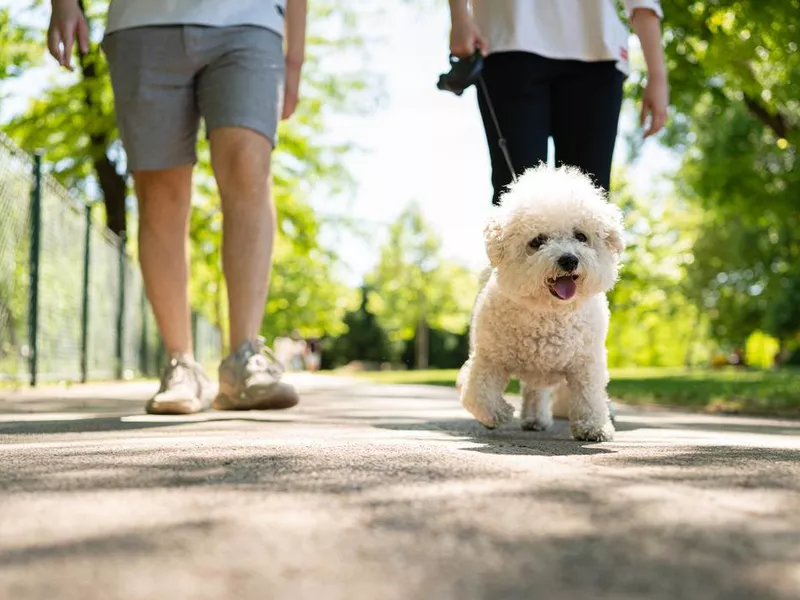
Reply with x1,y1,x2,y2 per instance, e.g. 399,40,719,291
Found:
134,166,193,217
211,127,272,199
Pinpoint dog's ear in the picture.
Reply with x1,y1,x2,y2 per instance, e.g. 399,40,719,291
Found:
604,225,625,255
484,215,506,267
601,203,625,256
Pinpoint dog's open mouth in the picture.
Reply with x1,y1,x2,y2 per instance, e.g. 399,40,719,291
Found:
548,275,579,300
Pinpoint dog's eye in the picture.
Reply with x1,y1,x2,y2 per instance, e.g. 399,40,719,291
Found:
528,235,548,250
574,231,588,243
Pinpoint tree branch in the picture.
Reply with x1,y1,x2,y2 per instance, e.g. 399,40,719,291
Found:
743,94,790,140
77,0,128,238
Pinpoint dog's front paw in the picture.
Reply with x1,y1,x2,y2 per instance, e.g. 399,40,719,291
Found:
521,415,552,431
464,396,514,429
570,418,615,442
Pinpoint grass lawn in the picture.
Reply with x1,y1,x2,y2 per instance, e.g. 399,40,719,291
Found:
346,367,800,417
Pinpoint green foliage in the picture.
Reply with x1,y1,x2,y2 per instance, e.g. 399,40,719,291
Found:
400,327,469,370
366,202,478,341
263,237,358,342
745,331,780,370
0,8,40,82
667,96,800,347
606,174,710,367
4,47,121,199
659,0,800,146
3,1,128,234
325,286,396,368
648,2,800,353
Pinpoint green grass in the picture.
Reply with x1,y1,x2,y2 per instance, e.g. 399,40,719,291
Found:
346,367,800,417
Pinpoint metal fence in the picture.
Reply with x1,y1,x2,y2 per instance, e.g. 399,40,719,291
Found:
0,133,221,386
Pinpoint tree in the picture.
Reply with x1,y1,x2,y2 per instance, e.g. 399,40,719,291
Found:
327,286,394,368
631,3,800,357
657,1,799,147
366,203,477,369
666,95,800,351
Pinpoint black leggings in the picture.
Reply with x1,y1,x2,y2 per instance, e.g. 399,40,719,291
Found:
477,52,625,205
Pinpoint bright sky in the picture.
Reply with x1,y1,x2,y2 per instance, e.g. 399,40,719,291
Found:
1,0,678,286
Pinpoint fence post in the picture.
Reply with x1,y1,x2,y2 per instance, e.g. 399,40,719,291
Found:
139,290,147,376
115,233,126,380
80,204,91,383
28,153,42,387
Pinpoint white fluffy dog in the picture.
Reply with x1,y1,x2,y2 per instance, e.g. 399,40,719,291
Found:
457,164,625,442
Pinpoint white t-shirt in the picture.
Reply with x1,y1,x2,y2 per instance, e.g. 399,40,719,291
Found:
472,0,663,74
106,0,286,35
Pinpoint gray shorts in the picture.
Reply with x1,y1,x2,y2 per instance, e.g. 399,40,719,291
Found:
102,25,284,172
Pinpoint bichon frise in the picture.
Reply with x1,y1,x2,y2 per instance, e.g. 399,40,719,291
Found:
457,164,625,442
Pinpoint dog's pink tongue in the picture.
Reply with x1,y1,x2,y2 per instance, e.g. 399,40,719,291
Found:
551,276,577,300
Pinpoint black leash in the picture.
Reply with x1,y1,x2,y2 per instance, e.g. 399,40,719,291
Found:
476,72,517,184
437,51,517,184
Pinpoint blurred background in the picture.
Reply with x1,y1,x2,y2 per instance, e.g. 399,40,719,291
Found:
1,0,799,415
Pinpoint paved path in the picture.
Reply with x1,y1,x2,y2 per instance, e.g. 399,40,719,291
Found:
1,375,799,600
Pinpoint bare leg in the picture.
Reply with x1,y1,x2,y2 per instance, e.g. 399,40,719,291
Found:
134,165,194,356
520,384,552,431
460,356,513,429
209,127,275,351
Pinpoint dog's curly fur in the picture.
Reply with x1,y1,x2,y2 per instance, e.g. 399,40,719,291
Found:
457,164,625,442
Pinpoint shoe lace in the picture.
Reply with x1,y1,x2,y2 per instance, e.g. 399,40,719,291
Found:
245,338,285,378
162,355,208,390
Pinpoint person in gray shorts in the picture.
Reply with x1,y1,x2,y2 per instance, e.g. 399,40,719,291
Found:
46,0,307,414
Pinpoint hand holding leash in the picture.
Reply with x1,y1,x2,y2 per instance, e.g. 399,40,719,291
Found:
437,51,517,183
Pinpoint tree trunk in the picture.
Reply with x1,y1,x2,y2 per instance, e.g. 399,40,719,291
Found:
683,311,701,368
78,0,128,239
415,318,429,370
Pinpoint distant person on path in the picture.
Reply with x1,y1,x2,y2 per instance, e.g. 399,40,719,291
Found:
289,330,306,371
447,0,669,205
304,337,322,372
47,0,306,414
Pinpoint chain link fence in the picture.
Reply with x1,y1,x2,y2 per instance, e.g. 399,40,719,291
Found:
0,132,221,386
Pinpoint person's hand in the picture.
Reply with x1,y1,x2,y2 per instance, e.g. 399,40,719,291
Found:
640,72,669,138
449,12,488,58
48,0,90,71
281,60,302,120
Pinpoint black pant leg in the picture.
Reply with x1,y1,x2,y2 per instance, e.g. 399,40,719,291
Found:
477,52,552,205
550,61,624,194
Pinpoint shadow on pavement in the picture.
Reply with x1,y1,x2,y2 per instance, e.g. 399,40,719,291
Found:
0,414,301,436
0,519,217,568
375,418,615,456
362,481,800,600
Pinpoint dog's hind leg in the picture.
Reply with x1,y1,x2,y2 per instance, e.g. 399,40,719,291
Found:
550,382,570,419
520,384,553,431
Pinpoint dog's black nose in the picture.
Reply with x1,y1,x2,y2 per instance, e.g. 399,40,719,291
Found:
558,253,579,272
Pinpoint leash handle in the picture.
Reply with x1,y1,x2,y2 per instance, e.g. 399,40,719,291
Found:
477,73,517,184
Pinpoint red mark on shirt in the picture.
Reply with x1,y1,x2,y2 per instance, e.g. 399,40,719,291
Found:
620,47,628,61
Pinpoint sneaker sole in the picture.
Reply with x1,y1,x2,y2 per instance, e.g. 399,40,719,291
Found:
145,397,206,415
212,393,299,411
